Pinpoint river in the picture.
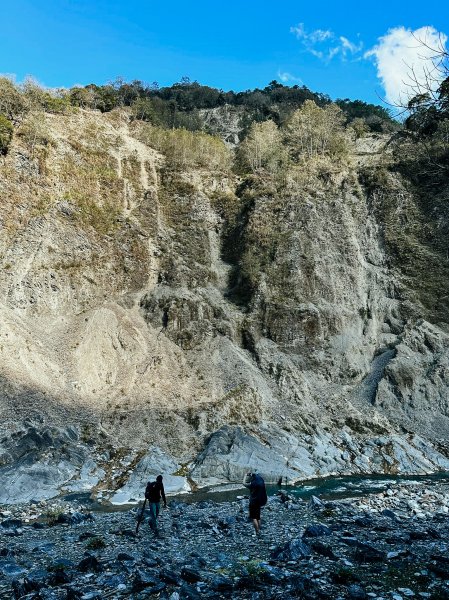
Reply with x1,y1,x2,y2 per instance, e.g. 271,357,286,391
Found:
62,471,449,511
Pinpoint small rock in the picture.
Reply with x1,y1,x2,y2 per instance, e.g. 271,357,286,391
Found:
311,540,337,559
354,517,373,527
271,538,311,561
77,555,102,573
1,518,23,529
181,566,202,583
342,536,360,547
347,584,367,599
117,552,136,562
1,560,26,577
428,559,449,579
131,569,162,592
47,568,72,586
309,495,325,509
210,575,234,591
353,542,387,563
303,524,332,538
409,531,427,541
81,593,102,600
179,582,202,599
159,568,181,585
12,576,42,598
381,509,399,521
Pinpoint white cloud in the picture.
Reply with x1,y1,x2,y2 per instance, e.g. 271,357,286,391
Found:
277,71,303,84
310,49,324,60
309,29,333,43
290,23,305,38
339,36,363,55
290,23,363,63
290,23,333,42
327,47,340,60
365,26,448,106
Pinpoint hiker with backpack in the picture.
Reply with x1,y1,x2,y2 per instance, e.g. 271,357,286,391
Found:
243,471,267,537
144,474,167,536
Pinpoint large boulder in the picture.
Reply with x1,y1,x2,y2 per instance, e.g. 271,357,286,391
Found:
110,447,189,504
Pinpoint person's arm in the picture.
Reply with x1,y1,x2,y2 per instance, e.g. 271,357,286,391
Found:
160,482,167,507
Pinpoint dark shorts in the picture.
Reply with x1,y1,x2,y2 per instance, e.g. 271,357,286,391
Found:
249,503,261,520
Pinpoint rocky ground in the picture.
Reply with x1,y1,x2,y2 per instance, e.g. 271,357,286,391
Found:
2,481,449,599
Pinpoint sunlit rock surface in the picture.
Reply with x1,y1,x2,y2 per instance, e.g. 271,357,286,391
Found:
0,108,448,503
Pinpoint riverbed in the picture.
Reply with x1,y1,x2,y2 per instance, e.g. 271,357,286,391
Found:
2,474,449,599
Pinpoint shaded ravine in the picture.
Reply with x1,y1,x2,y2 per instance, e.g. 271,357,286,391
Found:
351,348,397,405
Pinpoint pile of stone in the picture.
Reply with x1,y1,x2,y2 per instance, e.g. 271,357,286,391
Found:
1,480,449,599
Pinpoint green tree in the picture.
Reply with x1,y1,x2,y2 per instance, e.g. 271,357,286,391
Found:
284,100,350,161
21,77,69,113
136,123,230,170
399,43,449,179
0,77,27,121
336,98,397,132
350,117,370,138
237,120,285,174
131,97,158,122
0,114,13,154
68,86,98,109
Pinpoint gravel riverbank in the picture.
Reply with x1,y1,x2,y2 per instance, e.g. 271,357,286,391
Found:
2,479,449,599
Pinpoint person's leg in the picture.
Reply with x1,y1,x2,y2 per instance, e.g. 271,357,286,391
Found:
154,502,161,535
148,503,157,531
249,505,261,535
255,506,261,535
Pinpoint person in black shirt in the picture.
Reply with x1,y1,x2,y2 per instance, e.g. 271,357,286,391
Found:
243,471,267,537
145,474,167,536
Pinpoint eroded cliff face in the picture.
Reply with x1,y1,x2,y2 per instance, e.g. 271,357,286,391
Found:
0,108,448,503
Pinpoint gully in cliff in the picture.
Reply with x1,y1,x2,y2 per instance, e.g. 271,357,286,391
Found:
243,471,268,537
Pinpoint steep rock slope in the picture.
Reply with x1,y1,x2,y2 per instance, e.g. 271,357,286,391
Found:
0,108,448,503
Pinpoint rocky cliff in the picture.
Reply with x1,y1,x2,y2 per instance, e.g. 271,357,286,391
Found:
0,105,448,503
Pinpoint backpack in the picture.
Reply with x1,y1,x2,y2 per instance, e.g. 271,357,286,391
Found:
258,482,268,506
145,481,160,502
250,475,267,506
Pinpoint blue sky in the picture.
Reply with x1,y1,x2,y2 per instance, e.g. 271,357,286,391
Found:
2,0,448,105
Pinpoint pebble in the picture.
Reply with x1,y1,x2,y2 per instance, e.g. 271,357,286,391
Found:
1,481,449,598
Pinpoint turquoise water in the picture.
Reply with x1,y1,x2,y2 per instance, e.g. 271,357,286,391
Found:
69,471,449,512
177,472,449,505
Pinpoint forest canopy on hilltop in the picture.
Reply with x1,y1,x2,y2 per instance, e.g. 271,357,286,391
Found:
0,75,398,137
68,78,398,134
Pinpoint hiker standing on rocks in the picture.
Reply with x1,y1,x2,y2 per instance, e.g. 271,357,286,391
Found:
145,474,167,537
243,471,267,537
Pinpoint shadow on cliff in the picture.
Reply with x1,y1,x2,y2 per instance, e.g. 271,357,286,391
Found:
360,161,449,325
219,179,259,308
0,374,100,434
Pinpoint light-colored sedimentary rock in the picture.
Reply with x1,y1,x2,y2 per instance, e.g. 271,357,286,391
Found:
0,107,448,503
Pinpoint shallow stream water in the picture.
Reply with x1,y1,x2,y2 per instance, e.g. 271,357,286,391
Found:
180,472,449,504
63,471,449,512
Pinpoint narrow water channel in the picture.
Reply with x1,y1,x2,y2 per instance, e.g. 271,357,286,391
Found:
63,471,449,512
